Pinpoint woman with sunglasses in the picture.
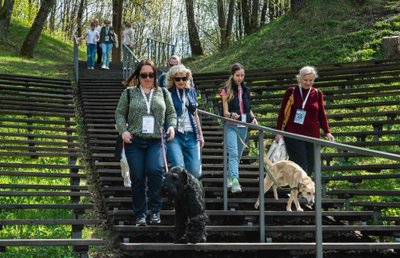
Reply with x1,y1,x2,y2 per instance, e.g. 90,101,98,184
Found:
166,65,204,178
221,63,258,193
115,59,177,226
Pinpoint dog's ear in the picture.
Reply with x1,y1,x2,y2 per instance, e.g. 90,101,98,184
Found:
181,169,190,186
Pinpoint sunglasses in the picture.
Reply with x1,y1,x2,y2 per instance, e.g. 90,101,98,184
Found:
139,72,155,79
174,77,188,82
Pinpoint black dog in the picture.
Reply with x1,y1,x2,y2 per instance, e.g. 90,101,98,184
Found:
161,166,207,244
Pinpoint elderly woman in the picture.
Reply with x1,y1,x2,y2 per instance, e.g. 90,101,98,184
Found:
275,65,334,177
166,65,204,178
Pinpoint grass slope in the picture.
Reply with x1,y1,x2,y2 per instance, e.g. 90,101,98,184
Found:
186,0,400,72
0,21,85,78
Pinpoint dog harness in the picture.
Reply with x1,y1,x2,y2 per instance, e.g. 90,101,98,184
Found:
264,165,300,191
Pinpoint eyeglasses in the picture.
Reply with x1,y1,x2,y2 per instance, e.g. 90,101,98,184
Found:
174,77,188,82
139,73,155,79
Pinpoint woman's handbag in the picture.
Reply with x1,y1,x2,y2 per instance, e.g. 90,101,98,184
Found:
282,87,295,130
114,89,131,159
266,138,289,163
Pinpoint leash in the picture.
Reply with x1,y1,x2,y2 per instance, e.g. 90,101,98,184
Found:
264,165,299,191
233,126,249,149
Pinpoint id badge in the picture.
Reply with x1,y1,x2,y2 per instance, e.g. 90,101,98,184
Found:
238,114,247,127
294,109,306,125
105,36,110,41
142,116,155,134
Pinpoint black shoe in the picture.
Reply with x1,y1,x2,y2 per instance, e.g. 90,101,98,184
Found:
149,212,161,224
135,214,146,226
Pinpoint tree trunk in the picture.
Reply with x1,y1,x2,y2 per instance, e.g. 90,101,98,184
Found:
112,0,123,63
226,0,235,46
242,0,252,35
382,36,400,59
250,0,259,32
49,1,56,34
185,0,203,56
217,0,227,49
0,0,15,40
76,0,85,37
20,0,56,58
260,1,268,25
291,0,306,12
236,0,243,39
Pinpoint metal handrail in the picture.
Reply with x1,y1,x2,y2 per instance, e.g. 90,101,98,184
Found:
122,44,140,79
197,109,400,258
73,35,79,83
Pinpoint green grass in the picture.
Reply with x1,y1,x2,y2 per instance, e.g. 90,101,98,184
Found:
0,21,85,78
186,0,400,72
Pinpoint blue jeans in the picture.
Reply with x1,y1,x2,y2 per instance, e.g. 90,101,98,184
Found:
226,124,248,179
86,44,96,68
101,43,113,67
167,132,202,178
124,137,165,216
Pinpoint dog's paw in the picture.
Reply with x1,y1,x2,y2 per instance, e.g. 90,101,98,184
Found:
286,207,293,212
305,204,313,209
254,203,259,209
296,207,304,212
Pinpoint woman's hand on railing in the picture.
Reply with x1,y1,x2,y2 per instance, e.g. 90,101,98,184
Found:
326,133,335,142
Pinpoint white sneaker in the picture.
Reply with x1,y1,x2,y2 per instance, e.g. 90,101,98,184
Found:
231,179,242,193
227,178,233,188
123,176,131,188
101,64,106,69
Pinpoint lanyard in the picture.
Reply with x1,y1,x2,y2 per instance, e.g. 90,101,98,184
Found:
298,85,311,110
238,86,243,114
176,88,186,111
140,86,154,114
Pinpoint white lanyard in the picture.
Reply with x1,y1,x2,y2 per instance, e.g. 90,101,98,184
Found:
140,86,154,114
298,85,311,110
176,88,186,113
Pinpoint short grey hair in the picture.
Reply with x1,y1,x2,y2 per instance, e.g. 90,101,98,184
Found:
296,66,318,84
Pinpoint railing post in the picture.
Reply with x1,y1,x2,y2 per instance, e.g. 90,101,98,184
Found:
258,131,265,243
314,143,323,258
223,122,228,211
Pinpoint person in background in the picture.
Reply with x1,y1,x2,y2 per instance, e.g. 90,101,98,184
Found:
220,63,258,193
275,65,334,176
79,21,99,70
99,19,114,70
122,21,135,70
115,59,177,226
93,18,102,66
158,55,181,88
166,65,204,178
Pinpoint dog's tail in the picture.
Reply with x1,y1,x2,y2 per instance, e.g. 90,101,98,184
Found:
263,139,274,168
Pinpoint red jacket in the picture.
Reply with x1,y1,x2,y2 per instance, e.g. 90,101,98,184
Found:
276,86,331,138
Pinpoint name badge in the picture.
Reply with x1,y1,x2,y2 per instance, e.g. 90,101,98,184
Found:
105,36,110,41
142,116,155,134
294,109,306,125
238,114,247,127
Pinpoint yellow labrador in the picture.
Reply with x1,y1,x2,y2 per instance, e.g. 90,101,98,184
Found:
254,140,315,211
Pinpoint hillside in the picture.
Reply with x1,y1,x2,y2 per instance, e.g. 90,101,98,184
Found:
186,0,400,72
0,22,85,78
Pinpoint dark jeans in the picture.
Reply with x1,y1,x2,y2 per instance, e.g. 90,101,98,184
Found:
124,137,165,216
96,42,102,64
284,137,315,176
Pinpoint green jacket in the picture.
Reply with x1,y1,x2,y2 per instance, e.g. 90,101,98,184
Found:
115,86,177,139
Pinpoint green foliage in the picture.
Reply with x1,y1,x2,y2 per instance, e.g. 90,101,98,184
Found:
186,0,400,72
0,21,85,78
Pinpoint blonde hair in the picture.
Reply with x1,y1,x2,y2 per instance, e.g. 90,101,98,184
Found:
296,66,318,84
224,63,244,102
166,65,192,89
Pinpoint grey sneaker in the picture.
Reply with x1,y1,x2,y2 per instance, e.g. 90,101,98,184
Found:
231,178,242,193
150,212,161,224
135,214,146,226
